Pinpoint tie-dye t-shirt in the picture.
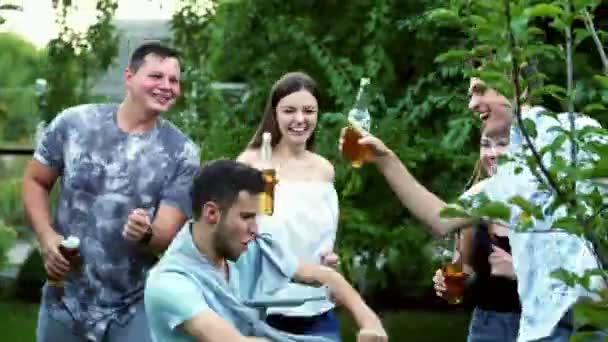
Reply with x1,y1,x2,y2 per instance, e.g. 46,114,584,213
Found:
34,103,200,341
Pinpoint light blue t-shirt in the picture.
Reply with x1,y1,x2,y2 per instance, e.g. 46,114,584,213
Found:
145,223,335,342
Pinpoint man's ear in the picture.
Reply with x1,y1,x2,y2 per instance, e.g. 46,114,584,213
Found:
202,201,221,225
124,66,135,86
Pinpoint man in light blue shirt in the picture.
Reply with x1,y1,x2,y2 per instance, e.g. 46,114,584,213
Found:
338,75,606,341
144,159,387,342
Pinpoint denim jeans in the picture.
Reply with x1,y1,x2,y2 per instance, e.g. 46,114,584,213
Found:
37,298,152,342
467,307,520,342
266,309,342,342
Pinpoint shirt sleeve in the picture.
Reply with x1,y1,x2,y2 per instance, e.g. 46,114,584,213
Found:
160,142,201,217
145,271,209,331
235,233,300,299
33,110,71,172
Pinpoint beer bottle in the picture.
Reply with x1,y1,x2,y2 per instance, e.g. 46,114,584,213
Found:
342,77,372,168
48,235,81,297
259,132,276,215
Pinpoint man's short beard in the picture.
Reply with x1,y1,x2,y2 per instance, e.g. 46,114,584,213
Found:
212,220,238,261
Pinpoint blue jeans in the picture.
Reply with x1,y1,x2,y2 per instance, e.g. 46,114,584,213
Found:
266,309,342,341
467,308,520,342
36,298,152,342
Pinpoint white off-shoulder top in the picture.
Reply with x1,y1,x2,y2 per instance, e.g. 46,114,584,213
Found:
256,180,339,317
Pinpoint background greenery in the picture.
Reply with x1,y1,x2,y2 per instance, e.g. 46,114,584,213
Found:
1,0,607,339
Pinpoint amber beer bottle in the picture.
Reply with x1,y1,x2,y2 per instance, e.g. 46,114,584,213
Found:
259,132,276,215
48,236,81,297
342,78,372,168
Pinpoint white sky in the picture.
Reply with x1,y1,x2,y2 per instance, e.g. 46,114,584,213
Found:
0,0,191,48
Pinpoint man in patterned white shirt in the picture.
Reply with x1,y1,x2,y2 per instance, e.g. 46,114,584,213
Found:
338,74,607,341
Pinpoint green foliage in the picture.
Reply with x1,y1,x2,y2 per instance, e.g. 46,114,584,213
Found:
170,0,477,300
0,221,16,271
432,0,608,335
0,33,46,143
43,0,119,122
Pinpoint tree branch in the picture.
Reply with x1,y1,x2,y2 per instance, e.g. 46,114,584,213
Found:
565,5,577,192
503,0,566,201
583,9,608,75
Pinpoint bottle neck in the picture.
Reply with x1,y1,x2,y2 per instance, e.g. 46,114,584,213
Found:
353,84,369,110
260,140,272,168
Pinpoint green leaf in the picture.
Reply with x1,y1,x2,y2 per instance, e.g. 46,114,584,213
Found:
434,49,470,64
509,195,543,219
522,118,538,139
440,205,471,219
524,4,563,19
553,216,583,234
551,268,577,287
473,201,511,222
510,16,529,37
572,296,608,333
583,103,607,114
574,28,592,47
594,75,608,89
426,8,461,26
0,4,23,11
578,159,608,179
550,17,567,31
536,84,568,101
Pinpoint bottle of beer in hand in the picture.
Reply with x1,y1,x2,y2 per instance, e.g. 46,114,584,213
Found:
259,132,276,215
342,77,372,168
48,235,81,297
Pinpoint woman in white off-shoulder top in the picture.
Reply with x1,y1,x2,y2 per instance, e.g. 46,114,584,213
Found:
238,72,342,341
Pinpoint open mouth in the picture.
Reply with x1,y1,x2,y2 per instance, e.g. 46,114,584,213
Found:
288,126,308,135
480,112,490,121
152,93,172,105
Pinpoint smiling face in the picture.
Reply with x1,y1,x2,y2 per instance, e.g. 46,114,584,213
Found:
211,191,260,261
124,54,181,114
275,89,318,148
479,121,510,176
468,77,513,128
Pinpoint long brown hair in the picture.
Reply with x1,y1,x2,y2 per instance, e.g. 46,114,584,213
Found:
248,72,320,150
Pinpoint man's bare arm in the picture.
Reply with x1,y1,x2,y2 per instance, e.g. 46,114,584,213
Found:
148,204,188,253
22,160,59,241
374,151,470,236
22,160,71,279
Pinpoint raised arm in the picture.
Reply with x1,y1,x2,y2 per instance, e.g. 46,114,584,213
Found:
339,128,471,237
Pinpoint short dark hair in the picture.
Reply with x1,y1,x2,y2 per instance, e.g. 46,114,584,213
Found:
248,72,320,151
191,159,265,220
128,42,180,72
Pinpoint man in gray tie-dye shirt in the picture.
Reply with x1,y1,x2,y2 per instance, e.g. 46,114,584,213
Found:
22,43,200,342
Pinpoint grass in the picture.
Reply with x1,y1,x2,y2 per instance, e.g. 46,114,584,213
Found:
0,299,38,342
0,298,470,341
